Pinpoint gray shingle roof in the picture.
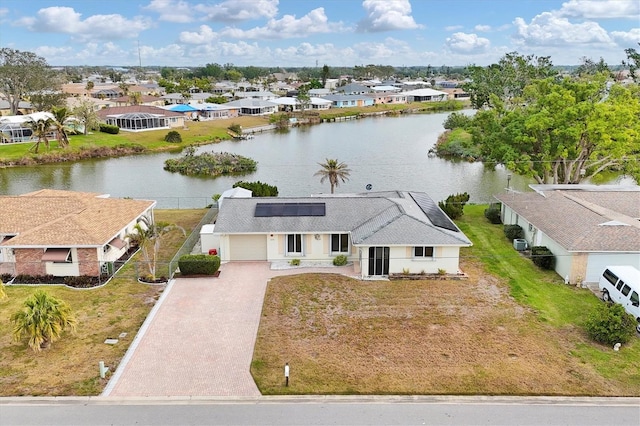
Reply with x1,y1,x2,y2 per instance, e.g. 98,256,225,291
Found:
215,191,471,246
495,187,640,252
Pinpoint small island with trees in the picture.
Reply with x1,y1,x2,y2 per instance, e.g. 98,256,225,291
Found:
163,146,257,177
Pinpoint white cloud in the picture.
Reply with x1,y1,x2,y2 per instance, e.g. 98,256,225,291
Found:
513,12,612,46
16,7,152,41
558,0,640,19
179,25,218,44
144,0,194,23
357,0,422,32
195,0,279,22
445,32,490,53
474,24,491,32
610,28,640,45
217,8,339,40
444,25,463,31
0,7,8,17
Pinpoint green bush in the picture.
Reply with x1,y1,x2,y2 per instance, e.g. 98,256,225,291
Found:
438,192,470,220
333,255,348,266
99,123,120,134
585,302,637,345
484,203,502,224
228,123,242,134
504,224,524,241
530,246,555,270
443,112,472,130
233,180,279,197
178,254,221,275
164,130,182,143
289,258,300,266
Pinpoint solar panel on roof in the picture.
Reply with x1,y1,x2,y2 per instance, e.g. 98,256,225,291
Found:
255,202,326,217
409,192,459,232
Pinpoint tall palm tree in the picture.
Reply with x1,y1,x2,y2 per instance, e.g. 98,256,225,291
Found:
51,106,72,148
314,158,351,194
127,221,185,281
11,290,77,352
26,115,56,153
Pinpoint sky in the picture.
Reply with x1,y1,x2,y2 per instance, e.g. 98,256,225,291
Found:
0,0,638,68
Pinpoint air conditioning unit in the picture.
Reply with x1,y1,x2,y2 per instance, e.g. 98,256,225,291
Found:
513,239,528,251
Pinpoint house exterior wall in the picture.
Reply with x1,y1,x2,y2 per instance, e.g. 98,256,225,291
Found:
14,249,47,276
570,252,589,284
390,246,461,274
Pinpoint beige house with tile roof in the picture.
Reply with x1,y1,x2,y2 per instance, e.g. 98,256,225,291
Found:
495,185,640,284
0,190,155,278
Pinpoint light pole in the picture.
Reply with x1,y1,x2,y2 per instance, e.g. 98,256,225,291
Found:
507,173,512,190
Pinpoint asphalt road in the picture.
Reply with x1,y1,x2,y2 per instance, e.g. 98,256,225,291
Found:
1,396,639,426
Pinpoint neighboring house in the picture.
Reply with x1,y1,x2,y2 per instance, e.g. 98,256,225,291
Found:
0,100,33,116
366,93,408,105
0,111,57,144
187,102,240,120
65,96,115,111
271,96,332,111
403,88,448,102
223,99,278,116
210,191,472,278
97,105,185,131
234,91,277,101
112,94,165,107
495,185,640,284
322,94,375,108
0,189,156,278
441,88,470,100
336,82,372,95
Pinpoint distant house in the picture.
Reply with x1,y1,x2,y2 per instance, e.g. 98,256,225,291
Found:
209,191,472,278
403,88,448,102
366,93,408,105
271,96,332,111
441,88,470,100
336,83,372,95
235,91,277,101
112,94,165,107
223,99,278,116
0,99,33,116
0,189,156,278
97,105,185,131
0,111,57,144
495,185,640,284
322,94,375,108
187,102,240,120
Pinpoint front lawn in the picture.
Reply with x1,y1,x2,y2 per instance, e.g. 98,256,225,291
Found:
251,205,640,395
0,209,207,396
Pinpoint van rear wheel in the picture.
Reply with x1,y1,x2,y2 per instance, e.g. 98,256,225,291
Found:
602,290,611,302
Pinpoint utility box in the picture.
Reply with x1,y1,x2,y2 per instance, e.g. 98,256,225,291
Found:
513,239,528,251
200,224,219,255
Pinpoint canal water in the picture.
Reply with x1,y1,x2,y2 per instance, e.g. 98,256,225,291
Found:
1,112,534,208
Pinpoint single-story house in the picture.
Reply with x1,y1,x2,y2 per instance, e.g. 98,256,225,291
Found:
223,99,278,116
0,111,57,144
271,96,332,111
235,91,278,101
0,189,156,278
0,100,33,116
403,88,448,102
366,93,408,105
210,191,472,278
321,94,375,108
495,185,640,284
97,105,185,131
336,83,372,95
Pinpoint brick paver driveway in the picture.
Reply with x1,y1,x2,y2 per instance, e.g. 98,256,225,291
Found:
104,262,353,397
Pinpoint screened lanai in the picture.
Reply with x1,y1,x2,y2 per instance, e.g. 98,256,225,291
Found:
105,112,168,131
0,122,33,143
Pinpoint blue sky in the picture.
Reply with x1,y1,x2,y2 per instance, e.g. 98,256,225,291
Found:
0,0,638,68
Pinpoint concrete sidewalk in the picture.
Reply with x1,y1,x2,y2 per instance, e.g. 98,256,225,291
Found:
104,262,353,397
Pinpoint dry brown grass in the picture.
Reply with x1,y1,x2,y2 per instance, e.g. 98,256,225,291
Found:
252,259,632,396
0,209,206,396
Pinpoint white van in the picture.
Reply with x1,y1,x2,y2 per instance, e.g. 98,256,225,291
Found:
598,266,640,332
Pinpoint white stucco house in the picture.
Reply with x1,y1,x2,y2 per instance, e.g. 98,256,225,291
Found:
495,185,640,284
209,191,472,278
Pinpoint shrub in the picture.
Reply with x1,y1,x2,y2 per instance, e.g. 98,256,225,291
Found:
585,302,637,345
228,123,242,134
504,224,524,241
178,254,220,275
289,258,300,266
63,276,100,288
164,130,182,143
443,112,472,130
438,192,470,220
484,203,502,224
333,255,348,266
233,180,279,197
99,123,120,134
530,246,555,270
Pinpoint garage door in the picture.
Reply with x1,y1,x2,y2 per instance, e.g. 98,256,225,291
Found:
586,253,640,283
229,234,267,261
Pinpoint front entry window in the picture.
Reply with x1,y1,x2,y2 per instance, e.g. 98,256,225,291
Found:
286,234,302,255
331,234,349,253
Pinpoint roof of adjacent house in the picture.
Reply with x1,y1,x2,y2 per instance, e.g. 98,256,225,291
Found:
495,185,640,252
0,189,156,248
214,191,472,247
403,88,448,97
97,105,183,119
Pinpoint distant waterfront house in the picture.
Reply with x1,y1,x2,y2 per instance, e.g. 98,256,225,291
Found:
209,191,472,278
366,93,408,105
224,99,278,116
441,88,470,100
271,96,332,111
0,111,57,144
0,189,156,278
322,94,375,108
0,99,33,116
336,83,372,95
188,102,240,120
113,94,165,107
97,105,185,131
403,88,448,102
495,185,640,284
234,91,278,101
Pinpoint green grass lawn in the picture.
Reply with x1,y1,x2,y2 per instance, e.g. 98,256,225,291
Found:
0,209,207,396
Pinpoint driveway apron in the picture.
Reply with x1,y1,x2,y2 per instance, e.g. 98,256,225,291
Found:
104,262,353,397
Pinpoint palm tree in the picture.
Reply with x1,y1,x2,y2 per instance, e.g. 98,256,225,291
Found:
51,106,72,148
11,290,77,352
314,158,351,194
26,115,56,153
127,221,185,281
